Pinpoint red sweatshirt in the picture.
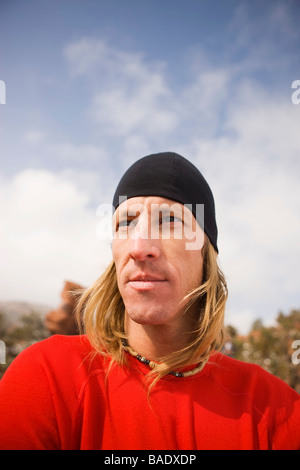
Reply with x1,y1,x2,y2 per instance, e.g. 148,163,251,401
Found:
0,334,299,450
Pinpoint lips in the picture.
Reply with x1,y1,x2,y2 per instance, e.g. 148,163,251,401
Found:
128,273,166,291
129,271,166,282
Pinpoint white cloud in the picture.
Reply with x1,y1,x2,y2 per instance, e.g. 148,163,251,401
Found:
64,38,178,137
22,133,108,165
64,38,110,76
24,130,46,145
177,68,232,137
183,85,300,334
52,142,108,163
0,170,112,306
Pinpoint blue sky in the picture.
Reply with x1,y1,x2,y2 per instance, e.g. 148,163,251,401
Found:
0,0,300,333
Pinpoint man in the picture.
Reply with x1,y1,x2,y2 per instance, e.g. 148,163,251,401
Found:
0,152,299,450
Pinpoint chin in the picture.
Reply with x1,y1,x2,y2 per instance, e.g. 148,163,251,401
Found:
126,307,170,326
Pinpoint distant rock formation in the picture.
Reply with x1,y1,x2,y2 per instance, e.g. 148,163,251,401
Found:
44,281,84,335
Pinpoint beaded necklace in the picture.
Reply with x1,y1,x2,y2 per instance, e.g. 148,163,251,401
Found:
122,340,205,378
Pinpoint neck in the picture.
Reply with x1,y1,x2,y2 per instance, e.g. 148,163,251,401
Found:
125,314,191,362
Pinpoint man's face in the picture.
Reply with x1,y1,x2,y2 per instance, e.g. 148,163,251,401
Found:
112,196,205,331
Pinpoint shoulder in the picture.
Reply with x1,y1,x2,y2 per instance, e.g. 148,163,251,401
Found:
30,334,93,358
208,355,300,449
12,334,93,364
0,334,105,414
0,335,98,450
213,354,300,398
1,334,99,387
210,353,300,400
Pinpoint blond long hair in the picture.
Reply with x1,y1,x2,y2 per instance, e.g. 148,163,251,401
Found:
76,239,228,384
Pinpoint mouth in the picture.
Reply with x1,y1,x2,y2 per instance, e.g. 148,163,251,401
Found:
128,273,167,291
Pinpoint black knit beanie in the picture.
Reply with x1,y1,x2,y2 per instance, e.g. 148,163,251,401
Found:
112,152,218,252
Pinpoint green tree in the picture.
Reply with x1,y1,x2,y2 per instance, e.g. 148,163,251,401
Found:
0,311,49,379
227,309,300,391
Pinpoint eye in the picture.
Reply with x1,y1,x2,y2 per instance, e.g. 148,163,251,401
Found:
118,219,131,227
161,214,182,224
116,217,137,231
116,219,129,231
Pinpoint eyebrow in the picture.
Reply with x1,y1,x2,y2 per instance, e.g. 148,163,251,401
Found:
116,209,127,219
117,203,186,218
116,208,139,219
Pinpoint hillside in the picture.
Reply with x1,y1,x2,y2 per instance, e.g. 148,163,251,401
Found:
0,300,52,327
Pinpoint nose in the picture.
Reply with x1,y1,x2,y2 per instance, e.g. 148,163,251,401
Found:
129,236,161,261
128,215,161,261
